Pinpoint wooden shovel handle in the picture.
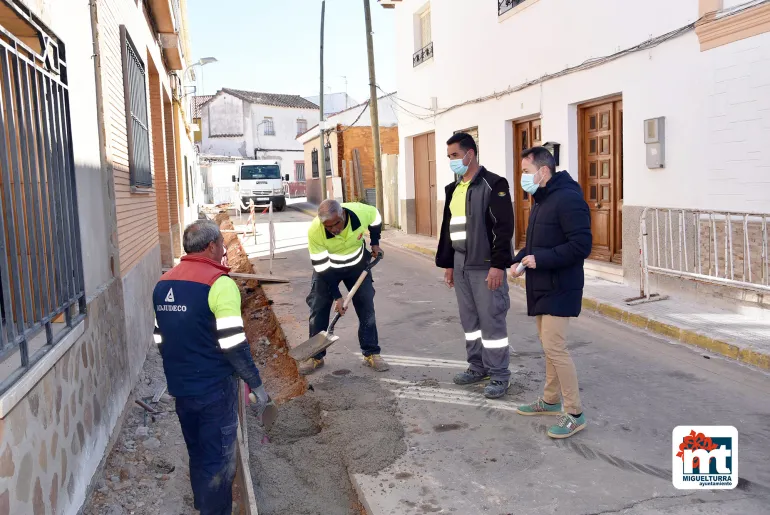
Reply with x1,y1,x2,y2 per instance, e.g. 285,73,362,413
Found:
343,270,369,310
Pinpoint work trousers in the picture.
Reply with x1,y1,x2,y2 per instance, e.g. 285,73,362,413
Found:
175,376,238,515
306,269,380,360
453,252,511,382
536,315,582,415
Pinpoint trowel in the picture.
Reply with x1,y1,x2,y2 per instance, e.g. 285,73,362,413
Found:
289,251,383,363
248,391,279,431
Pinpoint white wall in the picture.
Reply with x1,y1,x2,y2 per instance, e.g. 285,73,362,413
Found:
329,95,400,128
304,92,358,116
208,94,245,136
390,0,770,214
201,93,320,181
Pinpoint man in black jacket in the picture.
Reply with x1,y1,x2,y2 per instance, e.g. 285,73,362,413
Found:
511,146,592,439
436,132,514,399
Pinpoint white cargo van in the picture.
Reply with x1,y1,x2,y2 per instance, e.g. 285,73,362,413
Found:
232,159,287,212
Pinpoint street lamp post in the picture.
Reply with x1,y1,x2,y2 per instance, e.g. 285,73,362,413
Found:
182,57,217,123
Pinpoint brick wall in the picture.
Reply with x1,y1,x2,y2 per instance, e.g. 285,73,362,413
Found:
98,0,160,277
164,99,182,258
340,126,399,202
149,63,172,268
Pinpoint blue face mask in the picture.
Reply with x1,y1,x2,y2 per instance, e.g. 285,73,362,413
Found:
520,172,541,195
450,152,470,176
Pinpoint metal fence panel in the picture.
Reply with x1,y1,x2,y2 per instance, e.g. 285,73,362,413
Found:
0,15,86,394
632,207,770,305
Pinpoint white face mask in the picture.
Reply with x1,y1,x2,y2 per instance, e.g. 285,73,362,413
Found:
520,170,543,195
450,151,470,175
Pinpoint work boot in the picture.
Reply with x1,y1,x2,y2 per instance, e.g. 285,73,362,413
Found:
363,354,390,372
516,397,563,416
452,369,489,385
547,413,587,439
299,358,324,376
484,380,509,399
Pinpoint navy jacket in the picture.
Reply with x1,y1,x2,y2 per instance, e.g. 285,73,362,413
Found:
153,256,262,397
513,171,592,317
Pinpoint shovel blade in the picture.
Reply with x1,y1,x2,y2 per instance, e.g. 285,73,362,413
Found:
289,331,340,362
259,403,279,432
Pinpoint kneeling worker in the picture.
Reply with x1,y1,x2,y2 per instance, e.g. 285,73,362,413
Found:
153,220,270,514
300,199,389,374
437,132,515,399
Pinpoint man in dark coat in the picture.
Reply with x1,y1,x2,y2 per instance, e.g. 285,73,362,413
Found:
511,146,592,439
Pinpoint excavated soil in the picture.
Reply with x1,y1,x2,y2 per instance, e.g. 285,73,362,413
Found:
218,215,306,402
215,212,406,515
246,375,406,515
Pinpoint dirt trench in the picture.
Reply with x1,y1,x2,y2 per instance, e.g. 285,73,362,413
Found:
217,213,407,515
217,214,306,403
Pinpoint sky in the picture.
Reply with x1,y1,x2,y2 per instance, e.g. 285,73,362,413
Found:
186,0,398,104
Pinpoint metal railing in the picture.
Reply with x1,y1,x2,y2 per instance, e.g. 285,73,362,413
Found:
630,207,770,304
0,10,86,392
413,42,433,67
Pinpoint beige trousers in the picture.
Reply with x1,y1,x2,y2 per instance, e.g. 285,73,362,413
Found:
536,315,582,415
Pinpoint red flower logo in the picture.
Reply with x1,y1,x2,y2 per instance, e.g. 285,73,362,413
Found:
676,430,719,469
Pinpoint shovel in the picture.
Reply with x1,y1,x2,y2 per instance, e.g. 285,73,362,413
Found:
248,390,279,432
289,251,383,363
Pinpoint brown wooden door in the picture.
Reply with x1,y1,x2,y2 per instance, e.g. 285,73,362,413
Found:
580,99,623,262
414,132,437,237
513,118,541,249
614,102,624,264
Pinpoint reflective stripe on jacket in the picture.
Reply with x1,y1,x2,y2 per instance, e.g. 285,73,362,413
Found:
307,202,382,298
153,256,259,397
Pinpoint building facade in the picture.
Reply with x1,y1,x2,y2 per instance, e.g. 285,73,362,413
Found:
0,0,198,513
199,88,320,183
298,93,400,205
383,0,770,299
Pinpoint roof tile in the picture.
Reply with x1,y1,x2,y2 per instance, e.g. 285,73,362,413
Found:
221,88,319,110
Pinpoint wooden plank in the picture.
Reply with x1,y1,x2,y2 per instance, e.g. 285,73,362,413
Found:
236,380,260,515
353,149,364,201
161,268,290,283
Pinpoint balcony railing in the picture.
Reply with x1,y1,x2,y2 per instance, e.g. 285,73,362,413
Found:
498,0,529,16
413,42,433,67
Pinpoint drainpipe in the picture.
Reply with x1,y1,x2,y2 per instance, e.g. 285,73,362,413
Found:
89,0,121,279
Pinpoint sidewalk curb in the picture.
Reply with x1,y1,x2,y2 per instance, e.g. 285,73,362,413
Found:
384,240,770,372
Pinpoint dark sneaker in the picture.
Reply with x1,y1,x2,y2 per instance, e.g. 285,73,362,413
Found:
453,369,489,385
484,380,509,399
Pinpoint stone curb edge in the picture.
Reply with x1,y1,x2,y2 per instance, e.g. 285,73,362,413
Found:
387,241,770,372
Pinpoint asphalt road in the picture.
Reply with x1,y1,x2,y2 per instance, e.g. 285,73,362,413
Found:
246,207,770,515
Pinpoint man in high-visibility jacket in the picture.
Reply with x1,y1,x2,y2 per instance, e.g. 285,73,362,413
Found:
153,220,270,515
300,199,389,374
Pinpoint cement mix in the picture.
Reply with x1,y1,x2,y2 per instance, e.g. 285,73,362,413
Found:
246,375,406,515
